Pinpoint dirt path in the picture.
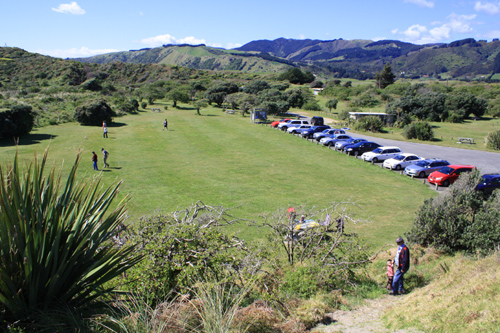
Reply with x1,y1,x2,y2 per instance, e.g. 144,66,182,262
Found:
314,295,422,333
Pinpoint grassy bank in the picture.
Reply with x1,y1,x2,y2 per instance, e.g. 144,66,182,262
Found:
0,102,435,247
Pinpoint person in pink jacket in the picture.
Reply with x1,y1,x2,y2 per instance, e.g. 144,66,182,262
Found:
386,259,394,291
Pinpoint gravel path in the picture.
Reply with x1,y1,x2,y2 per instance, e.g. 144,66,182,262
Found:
314,295,422,333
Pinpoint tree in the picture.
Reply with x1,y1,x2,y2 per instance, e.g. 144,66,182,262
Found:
0,150,141,322
74,99,115,126
325,99,338,112
193,99,208,115
277,68,315,84
205,82,239,107
0,105,35,139
167,87,191,107
375,63,396,89
242,80,270,94
402,121,434,141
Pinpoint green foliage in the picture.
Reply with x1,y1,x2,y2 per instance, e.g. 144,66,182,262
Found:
0,104,35,139
309,80,324,88
349,93,380,108
277,68,314,84
124,203,250,305
74,99,115,125
407,171,500,254
242,80,270,94
325,99,338,111
375,63,396,89
140,101,147,109
167,86,191,107
402,121,434,141
302,101,322,111
485,129,500,150
0,150,140,322
205,82,239,107
353,116,383,132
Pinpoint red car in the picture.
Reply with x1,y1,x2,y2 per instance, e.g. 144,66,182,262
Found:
271,118,291,128
427,165,475,187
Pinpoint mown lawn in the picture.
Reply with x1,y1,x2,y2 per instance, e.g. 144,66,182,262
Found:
0,102,436,248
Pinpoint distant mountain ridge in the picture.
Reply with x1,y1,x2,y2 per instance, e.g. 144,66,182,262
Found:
73,37,500,79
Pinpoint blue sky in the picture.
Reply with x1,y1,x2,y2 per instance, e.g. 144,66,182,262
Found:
1,0,500,58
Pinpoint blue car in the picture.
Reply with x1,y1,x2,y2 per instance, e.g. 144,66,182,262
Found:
403,158,450,178
335,138,366,151
312,128,345,141
475,174,500,194
300,125,331,139
343,141,381,156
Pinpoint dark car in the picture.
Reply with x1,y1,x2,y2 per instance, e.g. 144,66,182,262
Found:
343,141,381,156
427,165,475,187
475,174,500,194
300,125,331,139
310,116,324,126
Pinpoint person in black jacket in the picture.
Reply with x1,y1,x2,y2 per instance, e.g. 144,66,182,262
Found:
392,236,410,295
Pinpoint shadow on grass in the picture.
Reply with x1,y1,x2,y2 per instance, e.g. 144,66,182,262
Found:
431,138,443,142
431,125,440,129
109,167,122,170
0,133,58,147
175,106,196,110
100,169,112,172
111,122,127,127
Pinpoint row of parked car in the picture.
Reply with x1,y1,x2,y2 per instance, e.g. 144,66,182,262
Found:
271,118,500,193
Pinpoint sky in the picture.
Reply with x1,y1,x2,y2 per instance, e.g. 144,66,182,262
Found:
1,0,500,59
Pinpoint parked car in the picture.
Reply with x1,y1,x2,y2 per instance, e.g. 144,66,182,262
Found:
271,118,291,128
335,138,366,151
300,125,331,139
361,146,402,163
310,116,324,126
427,165,475,187
403,159,450,178
343,141,381,156
313,128,346,141
320,134,353,147
288,125,312,134
383,153,424,170
278,119,310,131
475,174,500,194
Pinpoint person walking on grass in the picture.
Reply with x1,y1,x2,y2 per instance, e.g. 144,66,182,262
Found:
163,118,168,131
103,121,108,138
392,237,410,295
102,148,109,168
92,151,98,171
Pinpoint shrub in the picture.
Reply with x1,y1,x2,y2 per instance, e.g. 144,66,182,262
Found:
485,129,500,150
141,101,148,109
0,150,140,323
407,171,500,254
0,104,35,139
74,99,115,126
302,102,322,111
353,116,383,132
402,121,434,141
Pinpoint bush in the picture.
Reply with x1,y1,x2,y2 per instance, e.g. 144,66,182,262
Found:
0,105,35,139
74,99,115,126
141,101,148,109
302,102,322,111
353,116,383,132
485,129,500,150
0,151,140,323
407,171,500,254
402,121,434,141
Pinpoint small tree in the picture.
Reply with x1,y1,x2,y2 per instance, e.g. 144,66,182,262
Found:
353,116,383,132
325,99,338,112
485,129,500,150
74,99,115,126
402,121,434,141
0,105,35,139
194,99,209,115
375,63,396,89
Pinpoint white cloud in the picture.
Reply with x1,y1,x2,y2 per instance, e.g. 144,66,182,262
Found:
404,0,434,8
37,47,118,59
393,12,476,43
52,2,85,15
474,1,500,14
139,11,144,16
140,34,210,47
483,30,500,38
177,36,206,45
298,34,306,39
225,43,242,49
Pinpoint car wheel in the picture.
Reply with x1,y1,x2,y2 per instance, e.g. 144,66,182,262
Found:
419,171,425,178
282,126,287,131
443,180,450,187
395,165,402,171
372,157,379,163
354,151,359,157
329,142,335,147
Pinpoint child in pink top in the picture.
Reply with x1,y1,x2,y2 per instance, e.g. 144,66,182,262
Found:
386,259,394,291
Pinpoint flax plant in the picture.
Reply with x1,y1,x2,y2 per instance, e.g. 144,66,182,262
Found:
0,150,141,322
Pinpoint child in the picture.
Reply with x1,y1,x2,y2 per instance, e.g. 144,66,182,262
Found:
386,259,394,291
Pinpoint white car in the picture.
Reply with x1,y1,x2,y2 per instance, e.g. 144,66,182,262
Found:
382,153,424,170
277,119,310,131
320,134,352,147
361,146,402,163
287,125,311,134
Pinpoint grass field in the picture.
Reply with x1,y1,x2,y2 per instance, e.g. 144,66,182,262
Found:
0,102,437,248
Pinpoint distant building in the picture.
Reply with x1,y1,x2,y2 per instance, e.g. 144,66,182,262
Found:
313,88,324,95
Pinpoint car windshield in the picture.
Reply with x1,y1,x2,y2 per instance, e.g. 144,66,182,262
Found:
393,155,405,161
372,148,383,154
438,166,454,175
415,160,431,167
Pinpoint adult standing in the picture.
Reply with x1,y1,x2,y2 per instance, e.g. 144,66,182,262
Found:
102,148,109,168
92,151,98,171
163,118,168,131
392,236,410,295
103,121,108,138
